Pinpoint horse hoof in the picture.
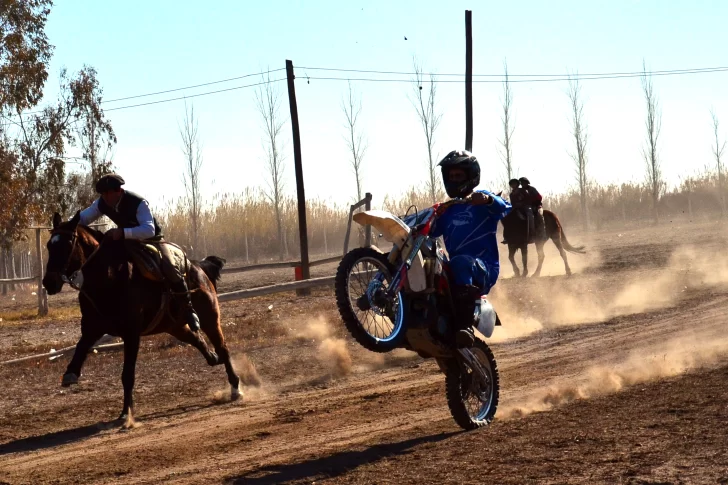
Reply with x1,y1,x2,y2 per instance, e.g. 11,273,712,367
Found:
61,373,79,387
231,384,243,401
118,412,139,430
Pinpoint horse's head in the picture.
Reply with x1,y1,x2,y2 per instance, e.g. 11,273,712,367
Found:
42,211,95,295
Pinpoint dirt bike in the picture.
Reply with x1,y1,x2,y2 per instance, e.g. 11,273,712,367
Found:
335,199,501,430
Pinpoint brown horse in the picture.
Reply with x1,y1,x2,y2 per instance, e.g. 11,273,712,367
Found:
501,209,585,277
42,211,241,428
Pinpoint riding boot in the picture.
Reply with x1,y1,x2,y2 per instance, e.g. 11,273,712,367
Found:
526,209,535,243
535,208,546,239
158,241,200,332
451,285,482,348
171,279,201,332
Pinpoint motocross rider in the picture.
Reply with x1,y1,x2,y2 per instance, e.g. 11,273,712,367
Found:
430,150,512,348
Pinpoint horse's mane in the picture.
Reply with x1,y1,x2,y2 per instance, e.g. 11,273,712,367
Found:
77,224,105,243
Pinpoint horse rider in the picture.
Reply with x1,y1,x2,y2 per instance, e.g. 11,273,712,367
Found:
501,178,528,245
76,173,201,332
431,150,511,348
519,177,545,240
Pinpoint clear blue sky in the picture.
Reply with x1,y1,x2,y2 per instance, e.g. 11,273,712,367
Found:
42,0,728,212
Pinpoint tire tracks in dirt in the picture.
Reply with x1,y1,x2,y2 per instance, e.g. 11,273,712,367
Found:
3,289,728,484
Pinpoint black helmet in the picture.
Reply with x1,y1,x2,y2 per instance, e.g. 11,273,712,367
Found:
438,150,480,199
95,173,125,193
518,176,531,186
508,178,520,187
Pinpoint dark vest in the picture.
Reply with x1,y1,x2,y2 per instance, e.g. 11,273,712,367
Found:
97,190,162,237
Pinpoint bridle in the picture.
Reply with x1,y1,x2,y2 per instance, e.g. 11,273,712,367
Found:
49,226,100,290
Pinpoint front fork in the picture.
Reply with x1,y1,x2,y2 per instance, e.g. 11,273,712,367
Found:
455,347,490,393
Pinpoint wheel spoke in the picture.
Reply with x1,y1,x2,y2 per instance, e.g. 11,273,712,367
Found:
345,256,403,343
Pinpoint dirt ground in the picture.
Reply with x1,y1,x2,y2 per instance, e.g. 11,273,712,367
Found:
1,221,728,484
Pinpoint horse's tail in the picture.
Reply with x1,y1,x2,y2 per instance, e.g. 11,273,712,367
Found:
198,256,226,290
546,211,586,254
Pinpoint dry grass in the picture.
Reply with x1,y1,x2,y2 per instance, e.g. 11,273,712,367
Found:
0,306,80,325
4,168,728,280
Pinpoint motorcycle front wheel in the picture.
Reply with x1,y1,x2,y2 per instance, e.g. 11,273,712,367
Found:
445,336,500,430
334,247,407,352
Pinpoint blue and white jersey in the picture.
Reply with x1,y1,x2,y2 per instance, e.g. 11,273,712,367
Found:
429,191,511,287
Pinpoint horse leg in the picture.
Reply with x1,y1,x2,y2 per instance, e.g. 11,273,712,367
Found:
508,245,520,278
198,302,243,400
119,334,140,428
62,319,104,387
521,245,529,278
167,324,220,366
533,241,546,277
552,235,572,276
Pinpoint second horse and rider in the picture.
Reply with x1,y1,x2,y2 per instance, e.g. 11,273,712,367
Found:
502,177,544,245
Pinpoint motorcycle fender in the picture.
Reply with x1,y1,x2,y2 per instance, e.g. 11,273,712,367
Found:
475,300,497,338
353,211,410,249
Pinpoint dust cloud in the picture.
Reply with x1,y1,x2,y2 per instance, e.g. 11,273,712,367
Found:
296,316,352,377
500,327,728,419
490,244,728,342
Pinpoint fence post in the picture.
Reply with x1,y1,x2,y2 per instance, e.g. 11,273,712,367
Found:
35,228,48,316
344,203,355,255
364,192,372,247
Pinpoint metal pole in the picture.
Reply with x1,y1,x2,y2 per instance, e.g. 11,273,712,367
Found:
465,10,473,152
286,59,311,296
364,192,372,247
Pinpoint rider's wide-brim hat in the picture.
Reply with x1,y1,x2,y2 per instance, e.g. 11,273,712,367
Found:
95,173,125,193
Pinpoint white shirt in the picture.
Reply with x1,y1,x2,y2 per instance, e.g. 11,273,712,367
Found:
79,195,156,240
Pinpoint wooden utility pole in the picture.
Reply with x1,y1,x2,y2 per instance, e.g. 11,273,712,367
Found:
35,228,48,315
465,10,473,152
285,59,311,296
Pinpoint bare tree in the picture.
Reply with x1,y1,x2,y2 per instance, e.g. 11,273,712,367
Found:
255,70,286,260
711,109,726,217
179,101,203,257
74,68,117,210
567,74,589,230
641,61,663,223
410,58,443,203
342,81,367,202
499,60,515,185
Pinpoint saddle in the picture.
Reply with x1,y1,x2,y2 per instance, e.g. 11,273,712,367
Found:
124,240,188,283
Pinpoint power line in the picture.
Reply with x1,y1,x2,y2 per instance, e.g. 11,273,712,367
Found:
9,68,286,118
7,78,285,120
299,67,728,84
104,78,285,112
298,65,728,79
103,68,286,103
7,63,728,121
